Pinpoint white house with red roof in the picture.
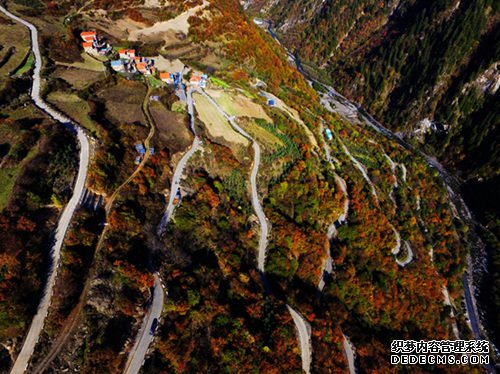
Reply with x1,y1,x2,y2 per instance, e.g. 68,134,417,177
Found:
160,72,173,84
80,31,96,42
82,42,94,53
190,73,208,88
118,49,136,60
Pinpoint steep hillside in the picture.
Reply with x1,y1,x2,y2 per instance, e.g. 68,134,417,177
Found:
249,0,500,348
0,0,494,372
253,0,499,179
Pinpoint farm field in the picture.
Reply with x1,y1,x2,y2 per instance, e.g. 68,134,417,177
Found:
56,52,106,72
192,92,249,148
206,88,272,122
237,118,282,153
149,100,192,153
47,91,97,133
98,79,147,124
54,67,105,90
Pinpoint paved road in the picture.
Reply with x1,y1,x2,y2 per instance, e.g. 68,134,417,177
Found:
395,241,414,267
158,87,201,235
265,16,497,366
123,274,165,374
337,138,379,203
199,90,269,272
201,89,316,371
34,88,156,374
318,122,351,291
463,273,482,340
318,174,350,292
128,86,201,374
342,333,357,374
0,6,90,374
319,70,495,352
287,305,312,374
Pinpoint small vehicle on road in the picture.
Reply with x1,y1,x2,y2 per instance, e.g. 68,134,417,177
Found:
150,318,158,336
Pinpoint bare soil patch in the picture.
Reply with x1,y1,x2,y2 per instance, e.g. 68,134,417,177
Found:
53,67,105,90
129,1,209,41
55,53,106,72
98,79,147,125
149,101,192,154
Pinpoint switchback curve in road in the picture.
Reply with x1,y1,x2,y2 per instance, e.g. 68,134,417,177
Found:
128,86,201,374
202,90,312,373
157,87,201,235
0,5,90,374
198,89,269,272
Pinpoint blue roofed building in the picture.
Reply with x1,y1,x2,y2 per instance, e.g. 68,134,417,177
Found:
325,128,333,141
111,60,124,72
135,143,146,154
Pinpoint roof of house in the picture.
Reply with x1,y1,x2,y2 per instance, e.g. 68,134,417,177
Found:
190,75,202,82
136,62,147,71
82,42,93,48
118,49,127,54
111,60,123,66
81,31,96,37
159,72,170,79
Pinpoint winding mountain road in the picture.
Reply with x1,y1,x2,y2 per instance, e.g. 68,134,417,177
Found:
158,87,201,235
318,122,350,292
33,84,157,374
0,6,90,374
339,139,379,203
319,76,495,354
199,89,269,272
202,89,313,372
261,18,496,368
260,17,500,369
127,86,201,374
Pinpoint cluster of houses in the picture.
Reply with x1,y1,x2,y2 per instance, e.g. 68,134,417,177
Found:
111,49,157,75
80,29,210,88
80,31,112,56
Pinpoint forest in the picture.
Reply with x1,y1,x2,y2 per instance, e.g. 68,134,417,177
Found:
0,0,493,371
258,0,500,350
